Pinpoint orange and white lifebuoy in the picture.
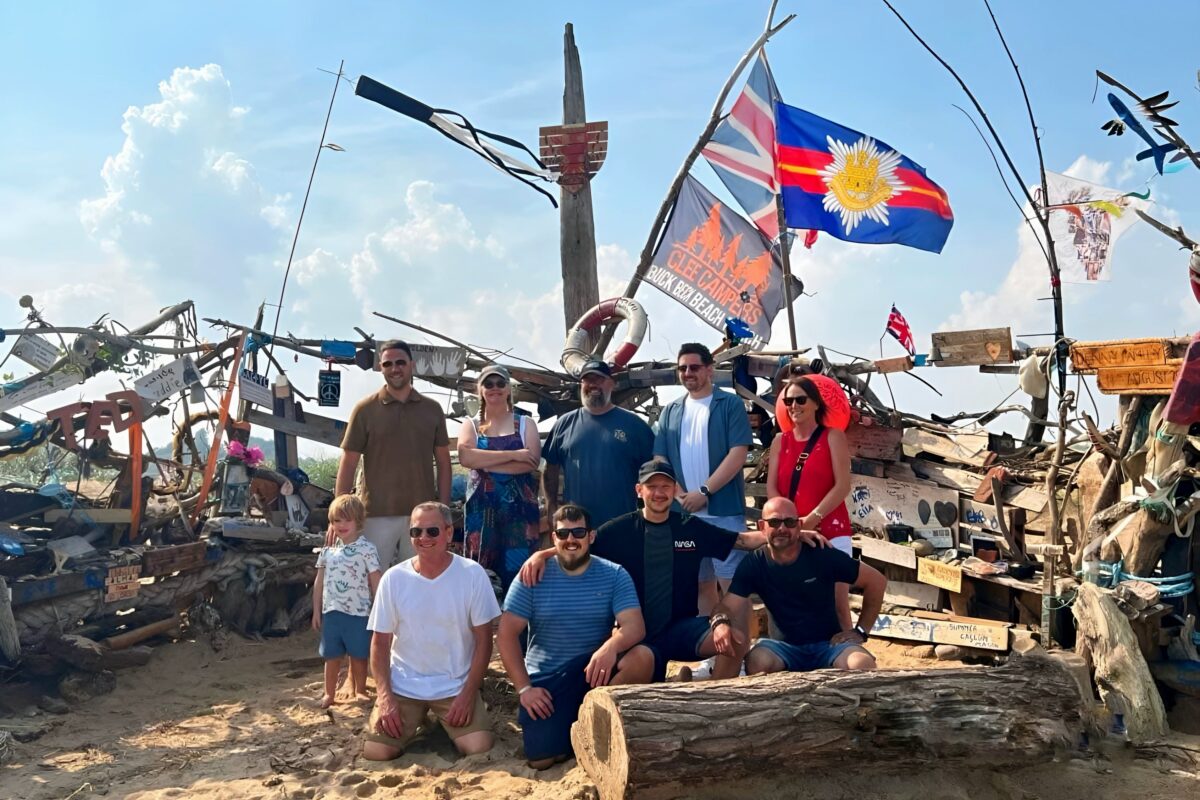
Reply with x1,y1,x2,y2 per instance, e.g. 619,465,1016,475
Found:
560,297,648,377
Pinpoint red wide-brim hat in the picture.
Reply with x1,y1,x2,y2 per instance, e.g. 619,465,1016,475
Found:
776,373,852,432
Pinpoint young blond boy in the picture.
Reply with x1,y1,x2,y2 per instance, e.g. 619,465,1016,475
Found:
313,495,382,706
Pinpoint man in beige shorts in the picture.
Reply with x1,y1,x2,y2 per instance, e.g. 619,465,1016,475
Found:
364,502,499,759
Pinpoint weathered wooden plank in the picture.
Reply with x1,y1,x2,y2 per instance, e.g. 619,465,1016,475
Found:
855,536,917,569
1096,362,1182,395
884,580,941,611
11,569,106,607
960,497,1002,532
917,557,963,592
874,355,913,374
248,406,346,448
845,422,902,461
908,459,983,493
44,508,132,524
219,521,289,542
846,475,961,537
1070,338,1169,373
872,612,1008,650
902,428,990,467
931,327,1013,367
141,542,214,577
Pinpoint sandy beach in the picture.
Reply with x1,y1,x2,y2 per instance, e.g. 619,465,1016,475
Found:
3,631,1199,800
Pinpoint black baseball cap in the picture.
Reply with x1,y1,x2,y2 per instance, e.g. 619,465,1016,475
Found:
579,359,612,379
638,459,676,483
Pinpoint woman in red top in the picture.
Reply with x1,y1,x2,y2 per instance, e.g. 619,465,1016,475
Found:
766,375,854,628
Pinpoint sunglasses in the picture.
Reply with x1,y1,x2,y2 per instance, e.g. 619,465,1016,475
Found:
380,360,409,369
554,527,589,540
782,395,809,406
677,364,706,374
408,526,442,539
482,378,508,389
763,517,799,529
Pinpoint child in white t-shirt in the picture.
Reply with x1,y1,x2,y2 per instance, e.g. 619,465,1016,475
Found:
313,495,382,707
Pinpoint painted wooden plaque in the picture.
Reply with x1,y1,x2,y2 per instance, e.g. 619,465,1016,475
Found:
1070,338,1168,373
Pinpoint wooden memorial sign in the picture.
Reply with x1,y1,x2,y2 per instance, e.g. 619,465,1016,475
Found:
104,564,141,603
846,475,960,538
407,344,466,379
917,557,963,592
931,327,1013,367
873,355,914,374
1069,338,1169,373
872,612,1007,650
1095,363,1182,395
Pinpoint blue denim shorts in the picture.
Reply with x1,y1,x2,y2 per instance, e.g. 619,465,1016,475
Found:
518,654,592,761
751,638,859,671
643,617,712,682
319,610,371,660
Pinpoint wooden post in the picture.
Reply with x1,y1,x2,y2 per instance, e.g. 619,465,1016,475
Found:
272,376,298,472
773,201,798,349
559,23,601,347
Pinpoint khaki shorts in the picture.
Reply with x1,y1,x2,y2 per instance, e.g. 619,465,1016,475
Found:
365,691,489,751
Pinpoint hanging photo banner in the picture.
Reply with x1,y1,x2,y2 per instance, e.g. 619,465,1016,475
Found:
134,356,202,403
408,344,466,378
10,333,60,372
318,370,341,407
238,368,273,407
1034,171,1149,283
0,366,86,414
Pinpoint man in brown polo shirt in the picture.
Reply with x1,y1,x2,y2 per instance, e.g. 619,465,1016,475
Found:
337,340,451,567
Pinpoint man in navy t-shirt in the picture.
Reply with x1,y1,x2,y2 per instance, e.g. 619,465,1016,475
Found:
520,461,828,683
714,497,886,673
498,504,644,769
542,360,654,529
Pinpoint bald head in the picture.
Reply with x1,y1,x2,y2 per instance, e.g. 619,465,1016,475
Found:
760,496,803,551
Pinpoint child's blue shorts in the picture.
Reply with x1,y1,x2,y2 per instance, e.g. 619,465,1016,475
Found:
319,610,371,659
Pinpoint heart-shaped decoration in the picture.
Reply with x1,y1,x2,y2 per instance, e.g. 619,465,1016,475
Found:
918,499,932,525
934,500,958,527
985,341,1002,361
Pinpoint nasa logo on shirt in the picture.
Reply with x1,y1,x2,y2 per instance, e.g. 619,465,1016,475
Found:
674,540,696,551
613,428,627,442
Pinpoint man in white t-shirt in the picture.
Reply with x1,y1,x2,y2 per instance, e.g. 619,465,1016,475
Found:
653,342,753,613
363,501,500,760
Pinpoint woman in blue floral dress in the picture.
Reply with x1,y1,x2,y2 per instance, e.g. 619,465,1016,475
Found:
457,364,541,590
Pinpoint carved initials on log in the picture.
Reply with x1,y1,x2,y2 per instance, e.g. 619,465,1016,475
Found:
46,390,144,450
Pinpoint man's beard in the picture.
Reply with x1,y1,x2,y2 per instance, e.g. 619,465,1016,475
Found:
557,549,591,571
582,388,610,410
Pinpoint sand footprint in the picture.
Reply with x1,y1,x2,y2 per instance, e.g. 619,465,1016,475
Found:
341,772,367,786
355,782,377,798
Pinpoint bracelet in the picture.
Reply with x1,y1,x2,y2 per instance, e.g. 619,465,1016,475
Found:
518,685,533,695
709,614,732,631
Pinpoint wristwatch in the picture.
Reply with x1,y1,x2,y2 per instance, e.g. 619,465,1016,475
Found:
699,484,712,498
853,624,869,640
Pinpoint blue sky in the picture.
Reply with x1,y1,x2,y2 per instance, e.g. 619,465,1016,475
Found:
2,1,1198,446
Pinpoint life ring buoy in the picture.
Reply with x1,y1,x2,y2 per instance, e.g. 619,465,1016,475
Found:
560,297,648,377
1189,247,1200,306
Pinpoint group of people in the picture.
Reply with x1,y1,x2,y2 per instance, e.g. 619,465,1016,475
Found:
311,338,886,766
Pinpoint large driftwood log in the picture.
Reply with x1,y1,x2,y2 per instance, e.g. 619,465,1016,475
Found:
1073,582,1168,743
572,658,1085,800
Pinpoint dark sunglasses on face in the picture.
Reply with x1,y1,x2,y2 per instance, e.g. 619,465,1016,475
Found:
380,360,408,369
782,395,809,406
554,527,589,539
409,526,442,538
677,364,706,374
482,378,507,389
763,517,799,529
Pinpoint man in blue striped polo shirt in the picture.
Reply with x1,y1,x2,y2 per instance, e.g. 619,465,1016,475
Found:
497,504,645,769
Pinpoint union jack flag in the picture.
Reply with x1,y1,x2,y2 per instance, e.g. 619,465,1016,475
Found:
885,305,916,355
702,51,782,240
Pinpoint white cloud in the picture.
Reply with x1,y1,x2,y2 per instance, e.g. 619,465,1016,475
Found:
78,64,286,300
